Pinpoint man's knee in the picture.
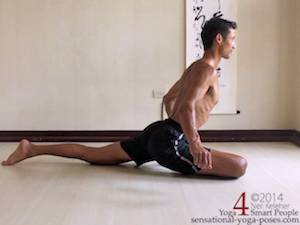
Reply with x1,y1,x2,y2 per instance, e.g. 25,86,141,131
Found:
230,156,248,178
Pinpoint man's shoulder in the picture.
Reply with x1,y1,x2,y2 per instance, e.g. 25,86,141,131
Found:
190,61,215,81
192,60,214,73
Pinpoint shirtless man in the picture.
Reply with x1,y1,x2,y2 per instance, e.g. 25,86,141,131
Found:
2,18,247,178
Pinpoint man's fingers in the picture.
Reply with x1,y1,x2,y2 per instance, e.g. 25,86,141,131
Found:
193,151,198,165
200,151,212,170
201,151,208,169
204,151,209,169
198,151,203,168
193,151,202,168
191,148,212,170
208,152,213,169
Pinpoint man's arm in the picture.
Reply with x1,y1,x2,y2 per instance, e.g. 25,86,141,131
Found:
176,68,213,169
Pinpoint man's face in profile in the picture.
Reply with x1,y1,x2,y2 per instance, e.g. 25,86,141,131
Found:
220,28,236,59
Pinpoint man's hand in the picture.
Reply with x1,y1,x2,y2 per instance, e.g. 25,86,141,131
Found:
190,140,212,170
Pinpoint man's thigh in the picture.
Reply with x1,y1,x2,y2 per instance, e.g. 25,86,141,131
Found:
196,149,247,178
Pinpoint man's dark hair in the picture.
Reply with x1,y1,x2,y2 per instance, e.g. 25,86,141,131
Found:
201,17,237,50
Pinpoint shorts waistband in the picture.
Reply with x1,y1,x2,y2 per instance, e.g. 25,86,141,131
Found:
164,118,183,132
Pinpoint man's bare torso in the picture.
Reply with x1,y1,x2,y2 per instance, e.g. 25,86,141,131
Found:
168,60,219,129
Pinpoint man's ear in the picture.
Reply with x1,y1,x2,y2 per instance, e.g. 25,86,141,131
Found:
215,33,223,45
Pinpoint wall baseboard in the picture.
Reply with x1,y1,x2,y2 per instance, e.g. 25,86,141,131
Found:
0,130,299,147
290,130,300,147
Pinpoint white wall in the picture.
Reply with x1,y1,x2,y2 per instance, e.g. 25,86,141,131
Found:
0,0,185,130
0,0,298,130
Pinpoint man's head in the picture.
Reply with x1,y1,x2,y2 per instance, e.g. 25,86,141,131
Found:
201,17,237,59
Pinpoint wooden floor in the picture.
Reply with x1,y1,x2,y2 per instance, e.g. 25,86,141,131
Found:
0,142,300,225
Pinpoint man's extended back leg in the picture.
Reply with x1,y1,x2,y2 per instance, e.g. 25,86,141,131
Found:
1,139,132,166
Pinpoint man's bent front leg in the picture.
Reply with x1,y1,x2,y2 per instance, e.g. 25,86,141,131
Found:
1,139,132,166
197,149,248,178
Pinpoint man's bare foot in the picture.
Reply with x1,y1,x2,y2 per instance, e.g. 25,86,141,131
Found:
1,139,33,166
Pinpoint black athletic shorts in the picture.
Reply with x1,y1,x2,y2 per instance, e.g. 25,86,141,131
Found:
120,118,211,174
